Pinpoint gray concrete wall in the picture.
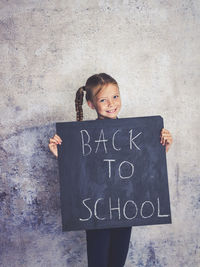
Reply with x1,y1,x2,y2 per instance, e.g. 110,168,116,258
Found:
0,1,200,266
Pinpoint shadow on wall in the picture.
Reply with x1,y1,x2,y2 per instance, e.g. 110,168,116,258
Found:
0,123,62,233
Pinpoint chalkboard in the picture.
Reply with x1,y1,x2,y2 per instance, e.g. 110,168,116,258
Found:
56,116,172,232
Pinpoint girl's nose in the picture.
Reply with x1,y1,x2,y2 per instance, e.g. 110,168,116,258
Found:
108,100,114,107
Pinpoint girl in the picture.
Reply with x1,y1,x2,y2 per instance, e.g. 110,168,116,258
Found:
49,73,173,267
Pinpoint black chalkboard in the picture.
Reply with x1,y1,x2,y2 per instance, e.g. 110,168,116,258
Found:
56,116,172,232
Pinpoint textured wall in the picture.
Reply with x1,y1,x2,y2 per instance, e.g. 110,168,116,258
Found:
0,1,200,266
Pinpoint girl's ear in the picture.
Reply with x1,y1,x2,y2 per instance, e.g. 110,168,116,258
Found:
87,100,95,110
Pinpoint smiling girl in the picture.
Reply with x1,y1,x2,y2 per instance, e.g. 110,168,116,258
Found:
49,73,173,267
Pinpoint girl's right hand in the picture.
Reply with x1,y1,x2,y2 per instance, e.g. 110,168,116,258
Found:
48,134,62,158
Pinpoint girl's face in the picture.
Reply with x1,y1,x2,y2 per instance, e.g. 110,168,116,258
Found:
87,83,121,119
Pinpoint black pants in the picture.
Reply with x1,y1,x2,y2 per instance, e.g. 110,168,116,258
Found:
86,227,132,267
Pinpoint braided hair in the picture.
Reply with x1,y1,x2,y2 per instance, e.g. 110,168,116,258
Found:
75,73,118,121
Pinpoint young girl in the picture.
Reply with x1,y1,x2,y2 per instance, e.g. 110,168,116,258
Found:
49,73,173,267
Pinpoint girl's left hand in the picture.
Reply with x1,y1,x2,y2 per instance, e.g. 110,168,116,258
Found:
160,128,173,152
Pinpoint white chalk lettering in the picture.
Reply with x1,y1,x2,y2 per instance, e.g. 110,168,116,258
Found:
112,130,121,151
78,197,169,222
80,128,142,155
95,129,108,153
140,201,155,218
157,197,170,217
123,200,138,219
103,159,116,178
119,161,134,179
109,197,121,220
129,129,142,150
79,198,92,221
94,198,106,220
80,130,92,156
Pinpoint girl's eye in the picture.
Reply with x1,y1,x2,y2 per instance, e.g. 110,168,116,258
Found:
114,95,119,99
100,99,106,103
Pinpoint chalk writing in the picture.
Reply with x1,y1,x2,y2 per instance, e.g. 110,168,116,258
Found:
79,198,169,221
80,129,142,156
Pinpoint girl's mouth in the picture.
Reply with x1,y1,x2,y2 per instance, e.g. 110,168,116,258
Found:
106,108,117,113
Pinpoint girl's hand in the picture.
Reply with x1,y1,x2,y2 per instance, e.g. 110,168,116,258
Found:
160,128,173,152
48,134,62,158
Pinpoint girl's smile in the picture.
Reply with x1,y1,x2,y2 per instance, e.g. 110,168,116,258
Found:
106,107,117,113
87,83,121,119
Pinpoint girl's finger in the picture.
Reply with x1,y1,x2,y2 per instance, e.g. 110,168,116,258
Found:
54,134,62,141
162,136,173,146
49,138,59,144
51,136,60,143
161,129,170,137
160,132,172,139
160,135,171,142
161,128,169,132
162,137,166,145
54,134,62,142
162,134,173,141
160,133,165,144
160,135,168,145
53,135,62,144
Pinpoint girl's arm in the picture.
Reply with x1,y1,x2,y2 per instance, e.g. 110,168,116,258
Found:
160,128,173,152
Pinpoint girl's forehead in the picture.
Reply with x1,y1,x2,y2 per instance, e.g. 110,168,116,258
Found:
94,84,119,98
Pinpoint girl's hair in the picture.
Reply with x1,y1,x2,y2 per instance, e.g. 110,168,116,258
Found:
75,73,118,121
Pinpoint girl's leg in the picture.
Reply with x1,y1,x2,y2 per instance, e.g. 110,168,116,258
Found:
107,227,132,267
86,228,111,267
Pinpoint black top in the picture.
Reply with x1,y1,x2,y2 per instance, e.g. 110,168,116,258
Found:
96,116,119,120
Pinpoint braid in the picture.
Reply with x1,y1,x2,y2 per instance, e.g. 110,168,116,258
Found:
75,86,85,121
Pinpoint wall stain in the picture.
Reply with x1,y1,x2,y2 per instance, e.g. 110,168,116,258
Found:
0,192,7,201
175,163,180,200
145,242,162,267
